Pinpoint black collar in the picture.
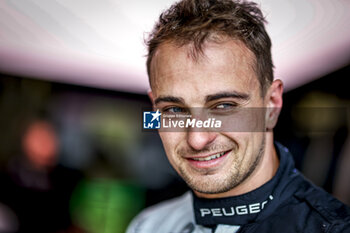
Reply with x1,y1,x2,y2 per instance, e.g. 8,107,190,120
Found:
192,142,298,226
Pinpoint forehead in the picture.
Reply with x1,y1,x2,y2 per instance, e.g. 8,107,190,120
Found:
150,39,258,98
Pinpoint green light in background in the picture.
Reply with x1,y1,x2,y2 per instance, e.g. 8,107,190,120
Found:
70,179,145,233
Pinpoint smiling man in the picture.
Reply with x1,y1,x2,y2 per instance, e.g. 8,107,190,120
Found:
127,0,350,232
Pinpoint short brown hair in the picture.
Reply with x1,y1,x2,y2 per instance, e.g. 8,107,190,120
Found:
146,0,273,95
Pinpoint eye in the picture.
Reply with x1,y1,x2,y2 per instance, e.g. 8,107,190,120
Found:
213,102,237,110
208,102,239,116
162,106,187,113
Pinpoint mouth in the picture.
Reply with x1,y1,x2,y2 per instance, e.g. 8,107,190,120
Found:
190,151,227,161
185,150,232,169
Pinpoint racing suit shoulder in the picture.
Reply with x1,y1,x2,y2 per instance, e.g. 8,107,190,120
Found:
126,191,195,233
293,176,350,232
242,175,350,233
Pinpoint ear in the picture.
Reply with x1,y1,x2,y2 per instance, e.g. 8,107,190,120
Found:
265,79,283,130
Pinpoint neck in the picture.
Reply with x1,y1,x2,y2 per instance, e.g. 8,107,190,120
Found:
194,132,279,198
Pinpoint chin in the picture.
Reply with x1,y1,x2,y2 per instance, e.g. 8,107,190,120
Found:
183,171,237,194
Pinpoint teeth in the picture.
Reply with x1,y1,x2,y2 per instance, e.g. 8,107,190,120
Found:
192,152,226,161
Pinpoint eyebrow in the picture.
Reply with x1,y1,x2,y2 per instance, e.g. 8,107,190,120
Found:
205,91,250,102
154,96,185,105
154,91,250,105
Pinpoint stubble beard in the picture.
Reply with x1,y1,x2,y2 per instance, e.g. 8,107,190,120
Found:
178,136,266,194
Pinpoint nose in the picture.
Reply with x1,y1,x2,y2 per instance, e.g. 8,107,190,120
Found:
186,131,217,151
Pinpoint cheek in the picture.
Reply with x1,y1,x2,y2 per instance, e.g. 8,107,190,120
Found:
221,132,263,154
242,132,265,162
159,132,186,174
221,132,245,147
159,132,183,157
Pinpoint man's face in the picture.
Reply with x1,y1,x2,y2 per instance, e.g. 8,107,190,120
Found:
150,39,268,195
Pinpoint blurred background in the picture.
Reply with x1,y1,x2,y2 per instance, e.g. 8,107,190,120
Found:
0,0,349,232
